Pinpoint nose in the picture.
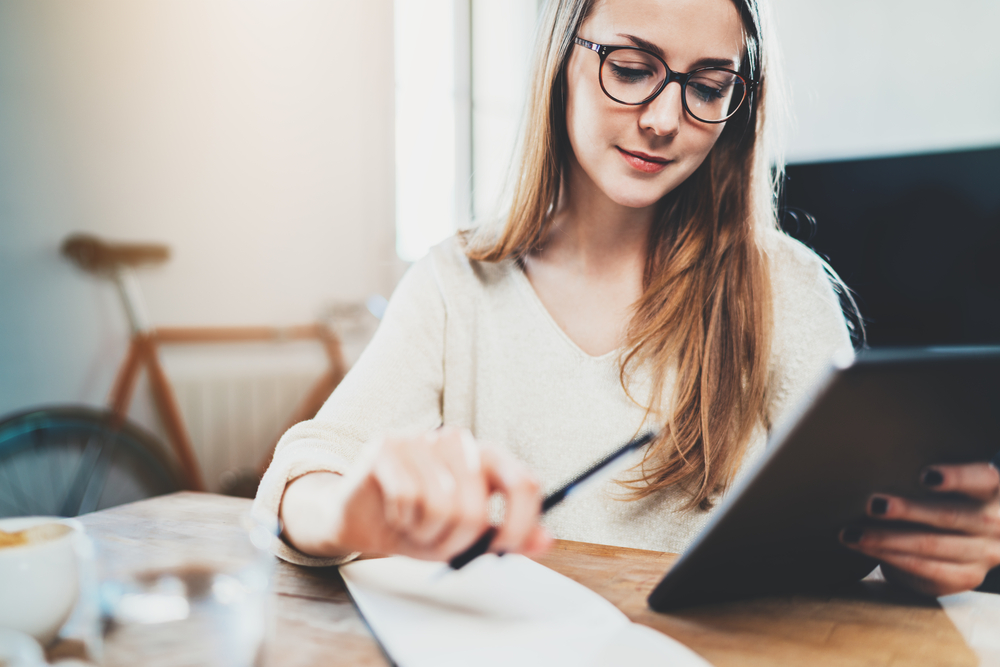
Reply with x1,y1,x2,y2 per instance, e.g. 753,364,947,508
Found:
638,81,683,137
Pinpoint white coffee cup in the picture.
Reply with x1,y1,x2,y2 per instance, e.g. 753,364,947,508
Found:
0,517,83,646
0,628,46,667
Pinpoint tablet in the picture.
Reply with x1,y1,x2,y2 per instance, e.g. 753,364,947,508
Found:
648,346,1000,612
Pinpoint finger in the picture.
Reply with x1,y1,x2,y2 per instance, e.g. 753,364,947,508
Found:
371,440,421,533
522,525,554,556
866,493,1000,537
337,473,394,554
405,440,460,547
921,462,1000,502
457,427,482,473
433,430,491,558
878,555,989,597
481,447,542,553
840,525,1000,565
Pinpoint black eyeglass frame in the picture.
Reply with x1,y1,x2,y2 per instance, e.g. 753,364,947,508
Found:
573,37,758,124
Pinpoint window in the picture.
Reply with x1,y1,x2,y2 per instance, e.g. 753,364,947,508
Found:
394,0,538,262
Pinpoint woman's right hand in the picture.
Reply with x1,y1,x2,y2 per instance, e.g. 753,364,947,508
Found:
279,427,552,561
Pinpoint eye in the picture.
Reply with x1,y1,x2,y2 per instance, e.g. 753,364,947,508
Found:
603,49,662,86
607,61,655,84
688,81,726,103
686,71,739,106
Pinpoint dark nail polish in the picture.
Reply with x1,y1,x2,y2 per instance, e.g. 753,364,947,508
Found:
922,469,944,487
870,496,888,515
842,527,863,544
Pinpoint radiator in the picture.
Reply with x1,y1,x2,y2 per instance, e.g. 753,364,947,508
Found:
152,308,380,494
164,342,326,493
173,370,318,493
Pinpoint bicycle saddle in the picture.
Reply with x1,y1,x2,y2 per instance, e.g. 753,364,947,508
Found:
61,233,170,274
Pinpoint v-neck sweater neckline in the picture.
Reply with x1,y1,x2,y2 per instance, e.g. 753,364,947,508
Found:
510,259,623,363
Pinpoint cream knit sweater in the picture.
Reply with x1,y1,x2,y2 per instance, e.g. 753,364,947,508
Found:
252,230,853,566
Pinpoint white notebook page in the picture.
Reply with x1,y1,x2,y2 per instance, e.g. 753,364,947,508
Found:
340,553,712,667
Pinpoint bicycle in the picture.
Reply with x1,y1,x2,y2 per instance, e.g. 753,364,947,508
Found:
0,234,365,518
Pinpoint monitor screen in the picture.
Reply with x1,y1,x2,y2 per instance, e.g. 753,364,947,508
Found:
782,146,1000,347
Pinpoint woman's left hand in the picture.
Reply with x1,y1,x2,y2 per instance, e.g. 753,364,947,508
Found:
840,462,1000,596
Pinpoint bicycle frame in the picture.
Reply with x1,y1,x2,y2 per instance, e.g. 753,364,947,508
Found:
106,267,348,492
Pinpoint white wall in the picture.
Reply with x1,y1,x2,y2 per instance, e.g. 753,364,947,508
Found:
0,2,398,425
774,0,1000,163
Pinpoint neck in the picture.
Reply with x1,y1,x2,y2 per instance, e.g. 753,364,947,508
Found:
540,160,657,274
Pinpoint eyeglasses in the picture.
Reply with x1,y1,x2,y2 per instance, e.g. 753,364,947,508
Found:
573,37,757,124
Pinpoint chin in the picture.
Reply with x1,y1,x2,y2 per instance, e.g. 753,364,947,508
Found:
605,179,676,210
605,168,693,210
610,193,664,209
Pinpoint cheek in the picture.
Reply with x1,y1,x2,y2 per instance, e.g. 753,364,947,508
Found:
564,52,630,165
565,77,607,160
687,124,726,162
670,125,727,188
566,97,606,163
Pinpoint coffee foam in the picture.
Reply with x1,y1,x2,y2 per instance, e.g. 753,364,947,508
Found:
0,523,72,550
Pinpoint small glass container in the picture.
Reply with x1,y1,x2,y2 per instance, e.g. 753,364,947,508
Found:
100,513,278,667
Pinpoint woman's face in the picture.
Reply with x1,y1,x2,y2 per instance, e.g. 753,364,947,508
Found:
564,0,745,210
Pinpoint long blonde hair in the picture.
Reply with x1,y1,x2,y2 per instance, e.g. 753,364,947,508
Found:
465,0,787,510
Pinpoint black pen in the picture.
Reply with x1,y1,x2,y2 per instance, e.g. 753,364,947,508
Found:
447,431,655,570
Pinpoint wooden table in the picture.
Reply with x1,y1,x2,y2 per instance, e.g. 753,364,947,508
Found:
78,492,984,667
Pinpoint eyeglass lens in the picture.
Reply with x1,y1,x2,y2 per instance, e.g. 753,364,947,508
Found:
600,49,746,122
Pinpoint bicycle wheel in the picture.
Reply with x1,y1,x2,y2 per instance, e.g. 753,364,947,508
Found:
0,406,185,518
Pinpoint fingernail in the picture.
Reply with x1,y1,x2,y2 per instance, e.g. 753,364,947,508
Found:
870,496,889,516
841,527,863,544
922,469,944,487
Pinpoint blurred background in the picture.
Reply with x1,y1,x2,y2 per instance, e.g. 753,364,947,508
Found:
1,0,998,492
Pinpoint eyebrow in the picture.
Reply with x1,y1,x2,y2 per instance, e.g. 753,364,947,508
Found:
617,33,738,69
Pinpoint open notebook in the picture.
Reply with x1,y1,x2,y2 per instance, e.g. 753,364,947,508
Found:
340,554,710,667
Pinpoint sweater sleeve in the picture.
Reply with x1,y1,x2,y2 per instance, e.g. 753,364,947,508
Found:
251,254,447,566
765,231,856,434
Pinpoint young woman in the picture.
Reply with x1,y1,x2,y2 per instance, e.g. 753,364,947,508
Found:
255,0,1000,597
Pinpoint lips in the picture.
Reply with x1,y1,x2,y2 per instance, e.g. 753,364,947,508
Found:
616,147,671,174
